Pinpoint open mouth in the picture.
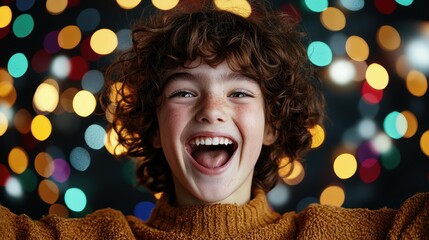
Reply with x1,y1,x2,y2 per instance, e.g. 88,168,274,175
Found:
187,136,237,170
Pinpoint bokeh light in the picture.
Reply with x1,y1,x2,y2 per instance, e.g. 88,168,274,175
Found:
309,124,325,148
307,41,332,67
31,115,52,141
33,82,59,113
346,36,369,61
333,153,357,179
401,110,418,138
58,25,82,50
359,158,381,183
8,53,28,78
406,70,427,97
12,14,34,38
213,0,252,18
65,188,87,212
46,0,68,15
420,131,429,157
34,152,54,178
377,25,401,51
383,111,407,139
328,59,356,86
84,124,106,150
0,6,12,28
366,63,389,90
90,29,118,55
304,0,328,12
152,0,180,11
320,185,345,207
73,90,96,117
70,147,91,171
340,0,364,11
405,37,429,72
320,7,346,32
5,177,23,198
38,179,59,204
49,203,69,218
8,147,28,174
116,0,142,10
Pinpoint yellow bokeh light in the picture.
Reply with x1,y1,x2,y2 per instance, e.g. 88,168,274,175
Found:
8,147,28,174
116,0,142,9
309,124,325,148
333,153,357,179
278,159,305,186
0,84,17,107
346,35,369,61
214,0,252,18
320,185,345,207
106,128,127,155
46,0,68,15
33,83,59,113
406,70,427,97
34,152,54,178
152,0,179,10
14,108,32,134
377,25,401,51
38,179,59,204
58,25,82,50
31,115,52,141
420,130,429,157
49,203,69,218
401,110,418,138
320,7,346,31
0,5,12,28
90,29,118,55
0,112,7,136
366,63,389,90
73,90,96,117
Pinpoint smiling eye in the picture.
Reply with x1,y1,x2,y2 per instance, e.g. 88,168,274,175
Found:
169,90,195,98
229,90,253,98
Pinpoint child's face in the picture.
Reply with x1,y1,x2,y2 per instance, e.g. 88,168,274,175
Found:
154,59,275,206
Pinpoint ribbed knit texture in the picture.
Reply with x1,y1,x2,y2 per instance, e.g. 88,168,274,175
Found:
1,191,428,239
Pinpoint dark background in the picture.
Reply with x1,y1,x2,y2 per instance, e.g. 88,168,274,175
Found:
0,0,428,219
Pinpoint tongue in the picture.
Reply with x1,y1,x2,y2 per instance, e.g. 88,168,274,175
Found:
193,149,230,168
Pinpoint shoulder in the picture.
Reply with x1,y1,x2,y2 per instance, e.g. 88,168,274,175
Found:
0,206,135,239
291,192,429,239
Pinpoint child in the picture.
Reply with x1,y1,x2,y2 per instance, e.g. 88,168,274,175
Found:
1,1,428,239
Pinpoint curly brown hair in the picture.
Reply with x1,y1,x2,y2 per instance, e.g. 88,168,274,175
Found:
103,1,325,196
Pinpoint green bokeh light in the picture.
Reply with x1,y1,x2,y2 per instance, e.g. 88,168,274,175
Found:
13,14,34,38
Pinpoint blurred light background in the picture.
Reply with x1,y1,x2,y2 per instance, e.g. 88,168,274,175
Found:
0,0,428,220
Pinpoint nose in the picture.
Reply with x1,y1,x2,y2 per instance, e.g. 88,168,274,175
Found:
195,94,227,123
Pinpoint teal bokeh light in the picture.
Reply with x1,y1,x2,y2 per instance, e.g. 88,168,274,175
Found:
65,188,87,212
304,0,328,12
7,53,28,78
307,41,333,67
383,111,407,139
395,0,413,6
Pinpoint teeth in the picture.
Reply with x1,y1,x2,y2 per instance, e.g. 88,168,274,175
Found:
190,137,233,146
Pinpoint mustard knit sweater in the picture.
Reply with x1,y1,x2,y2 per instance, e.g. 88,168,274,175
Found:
1,190,428,239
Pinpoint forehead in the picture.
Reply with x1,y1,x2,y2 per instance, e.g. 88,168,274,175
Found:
163,59,256,85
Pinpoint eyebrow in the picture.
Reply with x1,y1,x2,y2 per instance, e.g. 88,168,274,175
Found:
164,71,257,86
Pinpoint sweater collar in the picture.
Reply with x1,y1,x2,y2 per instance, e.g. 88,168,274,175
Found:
146,189,280,237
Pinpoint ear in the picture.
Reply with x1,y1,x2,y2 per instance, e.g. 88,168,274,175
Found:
263,125,277,146
152,130,162,149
